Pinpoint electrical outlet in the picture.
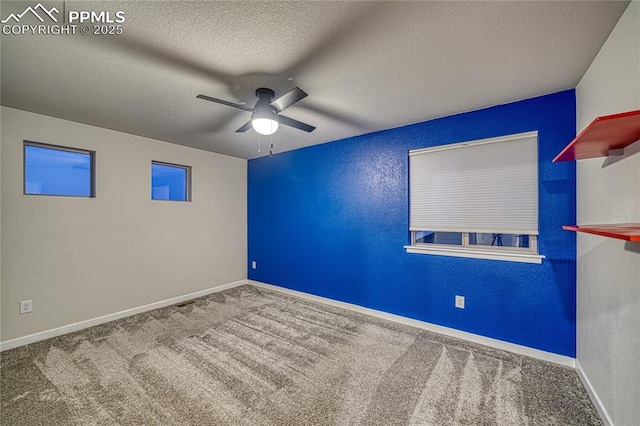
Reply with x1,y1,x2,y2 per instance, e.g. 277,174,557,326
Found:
20,300,32,314
455,295,465,309
252,261,257,269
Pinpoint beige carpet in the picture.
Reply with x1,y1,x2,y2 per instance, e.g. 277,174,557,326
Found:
1,285,601,425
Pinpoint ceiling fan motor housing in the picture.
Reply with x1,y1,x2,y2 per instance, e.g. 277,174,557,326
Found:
253,88,279,121
255,88,275,103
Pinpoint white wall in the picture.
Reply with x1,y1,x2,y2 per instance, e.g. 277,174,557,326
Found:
1,107,247,343
0,109,2,343
575,2,640,425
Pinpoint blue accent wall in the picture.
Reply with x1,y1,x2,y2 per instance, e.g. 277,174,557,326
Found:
248,90,577,357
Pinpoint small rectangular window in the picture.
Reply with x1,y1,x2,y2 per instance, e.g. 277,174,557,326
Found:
468,233,530,248
416,231,463,245
151,161,191,201
24,141,95,197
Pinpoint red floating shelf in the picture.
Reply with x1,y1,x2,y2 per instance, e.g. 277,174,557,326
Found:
562,224,640,242
553,109,640,162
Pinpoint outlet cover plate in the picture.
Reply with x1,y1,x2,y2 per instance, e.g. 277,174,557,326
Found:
455,295,465,309
20,300,32,314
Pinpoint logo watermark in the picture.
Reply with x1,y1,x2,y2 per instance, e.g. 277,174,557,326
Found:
1,3,59,23
1,2,126,36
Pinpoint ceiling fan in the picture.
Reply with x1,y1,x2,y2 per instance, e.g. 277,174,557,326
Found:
197,87,315,136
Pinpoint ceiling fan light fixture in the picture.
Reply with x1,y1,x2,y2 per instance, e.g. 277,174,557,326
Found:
251,118,279,135
251,107,279,135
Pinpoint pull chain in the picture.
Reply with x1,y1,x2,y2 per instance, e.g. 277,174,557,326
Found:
258,134,261,153
269,135,274,157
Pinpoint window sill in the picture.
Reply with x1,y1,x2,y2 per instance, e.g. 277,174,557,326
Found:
404,245,545,264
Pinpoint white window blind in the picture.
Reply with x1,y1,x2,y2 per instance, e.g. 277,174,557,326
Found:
409,131,538,235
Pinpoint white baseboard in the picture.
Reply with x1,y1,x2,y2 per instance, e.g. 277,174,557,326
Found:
1,278,576,370
0,279,248,352
576,360,613,426
249,280,576,368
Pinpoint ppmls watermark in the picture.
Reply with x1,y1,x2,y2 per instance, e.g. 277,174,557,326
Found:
1,2,125,36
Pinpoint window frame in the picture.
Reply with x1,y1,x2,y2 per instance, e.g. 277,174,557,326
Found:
407,231,542,263
405,132,545,264
23,140,96,198
150,160,192,202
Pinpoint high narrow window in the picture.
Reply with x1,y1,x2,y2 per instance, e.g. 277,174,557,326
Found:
24,141,95,197
406,131,544,263
151,161,191,201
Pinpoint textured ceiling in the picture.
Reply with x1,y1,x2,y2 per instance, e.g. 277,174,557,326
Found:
0,1,629,159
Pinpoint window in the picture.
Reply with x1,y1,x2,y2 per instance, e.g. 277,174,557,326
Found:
24,141,95,197
151,161,191,201
406,131,544,264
